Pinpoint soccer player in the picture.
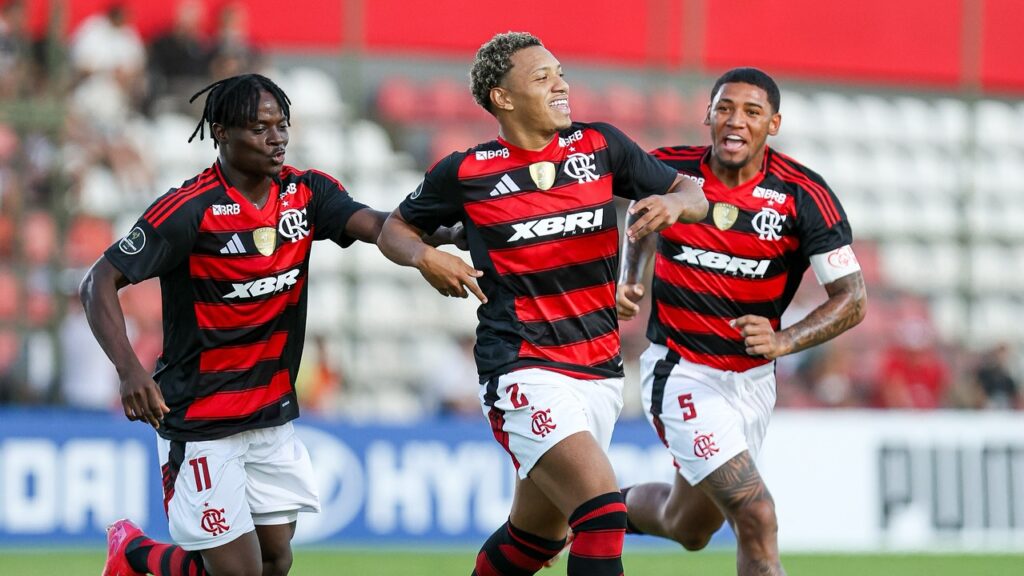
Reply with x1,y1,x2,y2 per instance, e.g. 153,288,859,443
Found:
377,32,708,576
617,68,867,576
81,73,456,576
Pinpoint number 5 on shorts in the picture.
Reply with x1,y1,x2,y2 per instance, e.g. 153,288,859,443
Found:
677,393,697,421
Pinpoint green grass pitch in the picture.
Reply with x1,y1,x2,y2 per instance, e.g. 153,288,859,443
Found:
1,548,1022,575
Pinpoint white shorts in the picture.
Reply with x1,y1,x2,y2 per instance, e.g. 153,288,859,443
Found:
481,368,624,479
640,344,776,486
157,422,320,550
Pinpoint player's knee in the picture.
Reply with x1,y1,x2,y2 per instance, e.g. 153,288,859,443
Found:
262,549,294,576
663,513,715,551
733,498,778,541
673,526,715,551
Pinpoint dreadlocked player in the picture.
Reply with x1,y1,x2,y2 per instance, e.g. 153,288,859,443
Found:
82,73,456,576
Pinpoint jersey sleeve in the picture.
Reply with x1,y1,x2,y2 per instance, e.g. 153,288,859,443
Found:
397,152,464,234
103,195,198,284
794,174,854,257
308,170,370,248
592,122,677,200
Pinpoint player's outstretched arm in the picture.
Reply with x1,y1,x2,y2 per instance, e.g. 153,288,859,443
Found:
734,271,867,359
345,208,389,244
378,209,487,303
626,175,708,243
79,257,169,428
618,200,657,321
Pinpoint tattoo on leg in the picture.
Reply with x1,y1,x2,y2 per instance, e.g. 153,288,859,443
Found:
703,452,771,511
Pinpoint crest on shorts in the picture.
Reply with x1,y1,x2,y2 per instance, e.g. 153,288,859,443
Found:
693,430,719,460
200,507,230,535
530,408,557,438
712,202,739,231
529,162,556,191
252,227,276,256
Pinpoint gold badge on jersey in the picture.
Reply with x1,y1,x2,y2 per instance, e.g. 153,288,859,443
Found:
712,202,739,231
529,161,556,191
253,227,277,256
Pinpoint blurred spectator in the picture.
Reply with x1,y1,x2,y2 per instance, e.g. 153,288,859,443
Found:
420,333,479,417
296,335,343,414
209,2,259,79
59,295,120,410
0,0,28,100
873,313,950,409
972,343,1021,410
68,3,145,83
148,0,211,109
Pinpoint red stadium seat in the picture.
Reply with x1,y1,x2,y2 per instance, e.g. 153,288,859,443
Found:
22,211,56,267
65,215,114,268
375,77,419,124
649,86,688,128
603,83,647,129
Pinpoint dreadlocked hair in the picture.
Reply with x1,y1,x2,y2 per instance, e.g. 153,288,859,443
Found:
188,74,291,147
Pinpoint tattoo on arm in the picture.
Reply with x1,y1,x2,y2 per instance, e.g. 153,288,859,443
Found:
780,271,867,356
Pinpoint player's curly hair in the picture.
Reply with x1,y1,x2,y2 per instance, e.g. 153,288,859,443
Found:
470,32,543,115
710,67,781,113
188,74,291,147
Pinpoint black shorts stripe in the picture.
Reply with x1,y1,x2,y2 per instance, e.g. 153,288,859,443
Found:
649,349,680,418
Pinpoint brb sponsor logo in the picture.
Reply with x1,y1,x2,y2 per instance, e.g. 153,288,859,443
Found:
752,186,787,205
211,203,241,216
508,208,605,242
558,129,583,148
224,268,300,299
475,148,509,160
673,245,771,277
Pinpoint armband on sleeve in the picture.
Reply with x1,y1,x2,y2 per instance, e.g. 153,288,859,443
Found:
810,245,861,285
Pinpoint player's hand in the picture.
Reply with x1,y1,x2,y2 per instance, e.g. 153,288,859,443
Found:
416,247,488,303
732,315,793,359
119,367,170,429
617,283,645,320
626,193,687,242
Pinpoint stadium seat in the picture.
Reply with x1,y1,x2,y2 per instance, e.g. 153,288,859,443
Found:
648,86,688,128
603,82,647,129
22,211,56,267
968,244,1010,293
285,66,346,122
375,76,420,124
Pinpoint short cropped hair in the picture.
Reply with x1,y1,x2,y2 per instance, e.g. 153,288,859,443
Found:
470,32,543,115
710,67,781,113
188,74,291,147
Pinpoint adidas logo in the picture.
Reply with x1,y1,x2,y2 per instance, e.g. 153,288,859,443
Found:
489,174,520,197
219,233,246,255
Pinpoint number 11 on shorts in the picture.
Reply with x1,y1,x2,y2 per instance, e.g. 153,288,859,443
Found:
189,456,212,492
678,393,697,421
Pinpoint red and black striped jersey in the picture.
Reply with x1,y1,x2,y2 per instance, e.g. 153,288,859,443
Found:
104,161,367,441
400,122,677,383
648,145,852,372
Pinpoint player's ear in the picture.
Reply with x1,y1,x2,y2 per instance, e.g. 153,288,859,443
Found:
703,104,711,126
768,112,781,136
491,86,513,112
211,123,229,145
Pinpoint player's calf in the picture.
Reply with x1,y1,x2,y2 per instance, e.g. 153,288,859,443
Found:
473,520,567,576
566,491,627,576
